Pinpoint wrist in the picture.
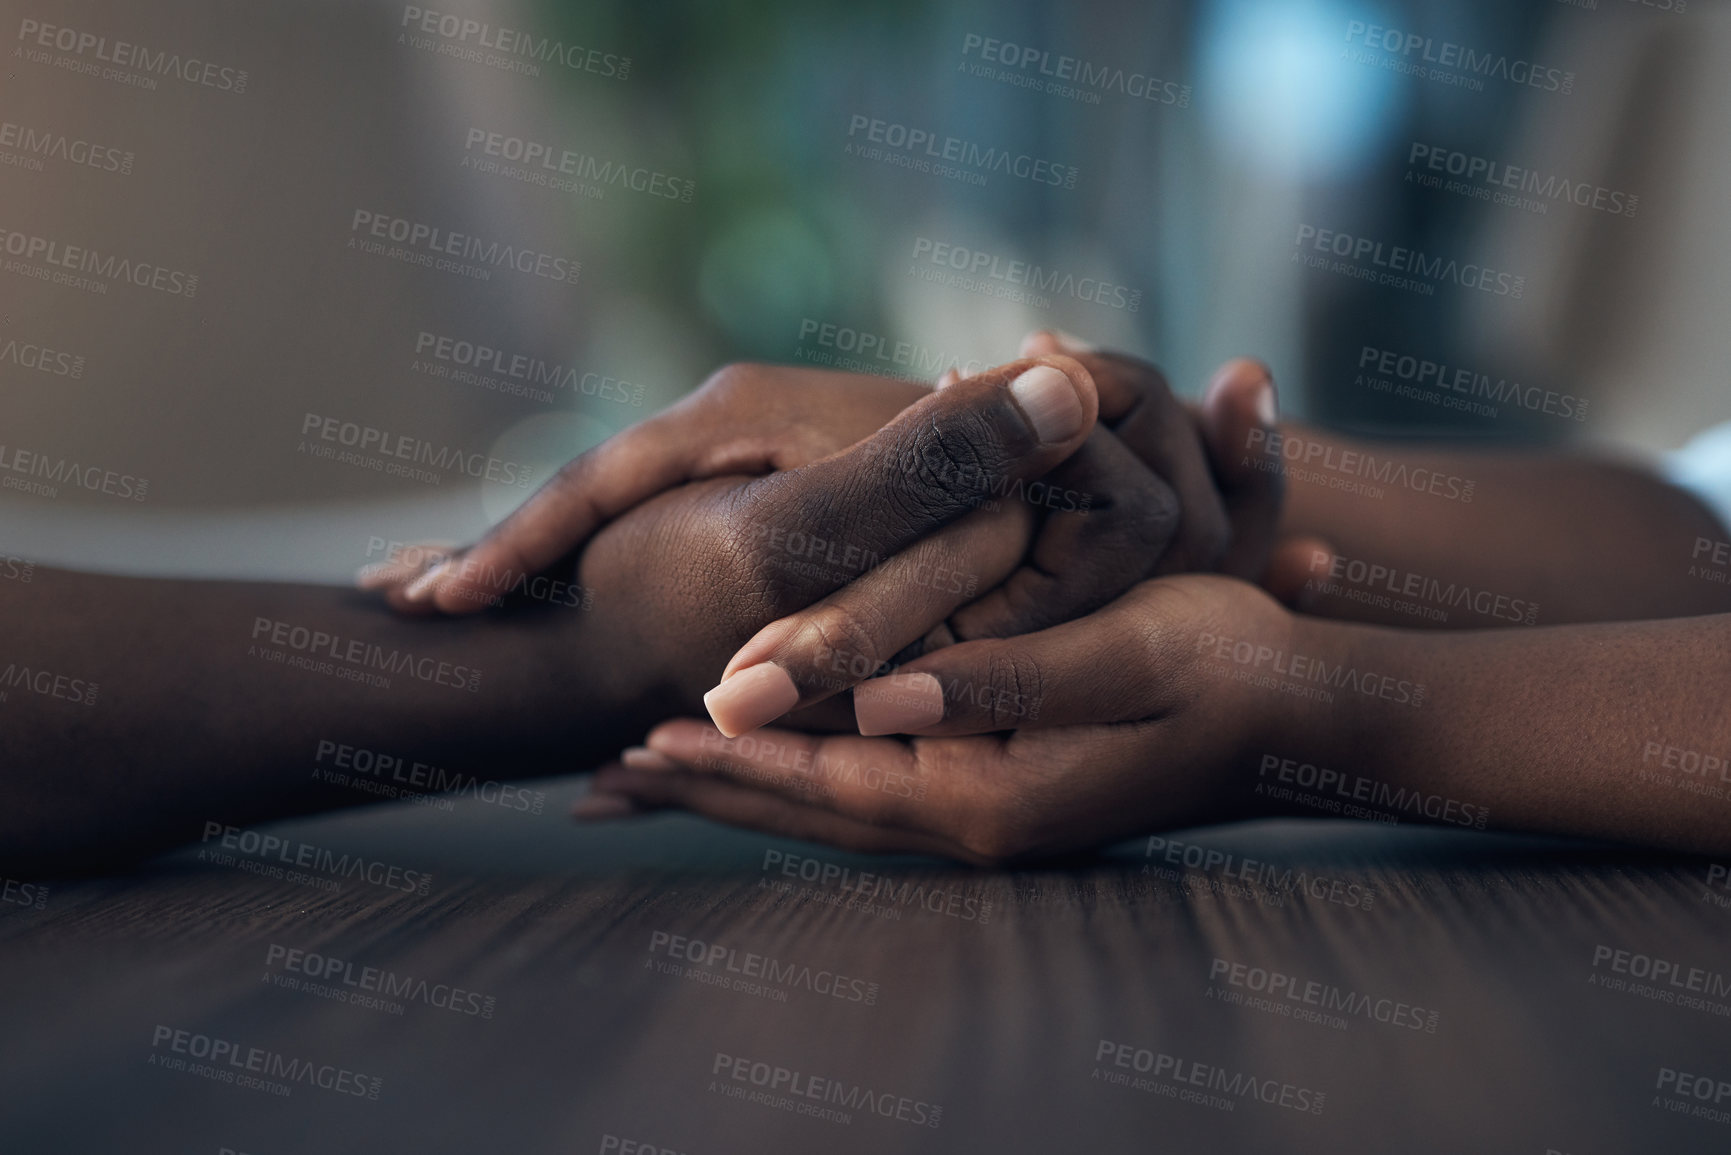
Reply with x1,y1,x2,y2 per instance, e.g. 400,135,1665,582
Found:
1210,601,1425,819
1258,613,1426,787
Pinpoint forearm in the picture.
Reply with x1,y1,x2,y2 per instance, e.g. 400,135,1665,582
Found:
1252,612,1731,854
1275,425,1731,626
0,569,656,874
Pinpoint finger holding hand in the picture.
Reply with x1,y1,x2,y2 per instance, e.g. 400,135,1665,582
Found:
1197,357,1285,580
696,356,1099,736
373,366,934,614
1019,331,1232,575
1020,331,1285,581
850,581,1194,736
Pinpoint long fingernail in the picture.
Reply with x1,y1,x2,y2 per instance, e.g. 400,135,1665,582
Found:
1010,364,1086,444
621,746,680,772
572,793,637,820
854,672,945,736
935,368,961,390
703,663,800,738
1253,380,1278,427
403,561,448,603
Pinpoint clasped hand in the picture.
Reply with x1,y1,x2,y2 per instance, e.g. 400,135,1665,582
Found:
363,334,1316,862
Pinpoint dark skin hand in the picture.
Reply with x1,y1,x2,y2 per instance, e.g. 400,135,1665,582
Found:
0,358,1107,874
589,573,1731,863
367,352,1296,735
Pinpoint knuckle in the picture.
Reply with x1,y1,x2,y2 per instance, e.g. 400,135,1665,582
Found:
710,500,793,620
697,361,767,404
983,649,1045,729
892,408,1015,521
801,601,892,687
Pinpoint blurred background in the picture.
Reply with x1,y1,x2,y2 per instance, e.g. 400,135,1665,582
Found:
3,0,1727,578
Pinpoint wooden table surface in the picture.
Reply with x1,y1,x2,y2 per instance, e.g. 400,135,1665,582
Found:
2,809,1726,1155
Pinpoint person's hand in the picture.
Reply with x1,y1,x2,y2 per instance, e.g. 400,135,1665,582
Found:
362,351,1291,735
1015,330,1328,605
359,348,1279,618
363,358,1107,730
575,574,1300,862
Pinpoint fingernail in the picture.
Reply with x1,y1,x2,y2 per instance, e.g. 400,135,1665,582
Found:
935,368,961,390
1253,380,1278,428
1010,364,1086,444
402,560,448,603
572,793,637,821
622,746,680,772
703,663,800,739
854,672,945,736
